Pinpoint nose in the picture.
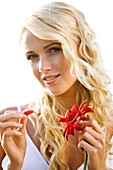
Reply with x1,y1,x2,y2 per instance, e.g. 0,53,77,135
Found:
39,55,52,72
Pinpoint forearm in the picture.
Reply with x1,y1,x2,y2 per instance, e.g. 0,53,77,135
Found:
0,143,5,168
0,166,3,170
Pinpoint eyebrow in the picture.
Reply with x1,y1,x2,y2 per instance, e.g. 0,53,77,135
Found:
26,51,34,54
26,42,61,54
43,42,61,49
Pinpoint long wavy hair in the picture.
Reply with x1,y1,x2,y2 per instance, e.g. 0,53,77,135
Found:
20,2,113,169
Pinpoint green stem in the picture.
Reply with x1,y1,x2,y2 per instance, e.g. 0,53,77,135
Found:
84,151,87,170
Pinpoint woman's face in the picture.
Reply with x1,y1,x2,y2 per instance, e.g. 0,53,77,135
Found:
21,29,79,96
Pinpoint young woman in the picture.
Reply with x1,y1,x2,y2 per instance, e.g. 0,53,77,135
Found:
0,2,113,170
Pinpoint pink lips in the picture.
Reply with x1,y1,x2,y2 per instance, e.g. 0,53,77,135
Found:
42,74,60,84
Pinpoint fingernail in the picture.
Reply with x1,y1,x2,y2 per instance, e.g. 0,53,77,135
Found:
19,114,26,118
18,131,22,135
18,123,23,127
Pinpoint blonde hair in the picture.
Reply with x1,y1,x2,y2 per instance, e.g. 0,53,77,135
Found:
21,1,113,169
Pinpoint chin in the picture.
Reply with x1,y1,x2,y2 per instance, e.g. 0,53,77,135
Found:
46,88,67,97
47,91,61,97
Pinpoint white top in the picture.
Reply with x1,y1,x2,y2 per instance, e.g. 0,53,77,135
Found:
2,130,86,170
1,106,113,170
2,131,113,170
2,106,48,170
2,131,48,170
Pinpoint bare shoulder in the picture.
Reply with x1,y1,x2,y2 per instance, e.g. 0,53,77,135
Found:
26,110,41,151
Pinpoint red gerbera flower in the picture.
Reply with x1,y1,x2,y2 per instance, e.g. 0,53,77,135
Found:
59,101,94,141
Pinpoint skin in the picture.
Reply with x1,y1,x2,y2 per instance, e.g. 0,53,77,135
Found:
21,29,79,109
0,111,27,170
0,105,28,170
0,29,108,170
78,120,106,170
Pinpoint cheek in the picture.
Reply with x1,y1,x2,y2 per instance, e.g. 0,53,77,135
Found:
31,63,45,87
31,63,40,80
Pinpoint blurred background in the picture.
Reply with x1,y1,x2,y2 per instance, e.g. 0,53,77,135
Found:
0,0,113,109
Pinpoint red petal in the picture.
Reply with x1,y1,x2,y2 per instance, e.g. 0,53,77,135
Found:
76,127,83,131
65,126,70,141
71,101,78,113
80,107,94,115
59,118,67,122
65,110,70,117
79,102,87,112
69,126,74,136
23,109,34,116
78,116,88,121
66,132,69,141
79,102,94,115
73,122,83,131
71,127,74,136
65,110,75,121
73,121,79,128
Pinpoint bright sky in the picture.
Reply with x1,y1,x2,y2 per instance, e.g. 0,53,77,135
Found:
0,0,113,109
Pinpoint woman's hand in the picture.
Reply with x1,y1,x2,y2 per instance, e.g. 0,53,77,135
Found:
78,120,106,170
0,110,27,169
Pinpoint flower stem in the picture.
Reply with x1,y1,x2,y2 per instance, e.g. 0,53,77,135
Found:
84,151,87,170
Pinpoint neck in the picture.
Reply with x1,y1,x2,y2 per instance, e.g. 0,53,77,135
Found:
55,81,80,110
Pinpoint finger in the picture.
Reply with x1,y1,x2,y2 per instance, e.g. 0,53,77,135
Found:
0,112,26,122
78,139,94,155
3,130,22,138
19,116,27,134
4,110,22,115
79,126,105,144
78,131,103,149
80,120,103,134
0,122,23,130
1,130,22,147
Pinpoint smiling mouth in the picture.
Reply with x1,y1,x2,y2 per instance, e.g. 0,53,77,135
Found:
43,74,60,84
44,74,60,80
45,75,58,80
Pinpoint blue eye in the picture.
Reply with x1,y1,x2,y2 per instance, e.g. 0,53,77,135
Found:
27,54,38,60
49,47,61,54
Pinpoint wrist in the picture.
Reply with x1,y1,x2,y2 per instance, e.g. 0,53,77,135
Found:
7,162,22,170
0,166,3,170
